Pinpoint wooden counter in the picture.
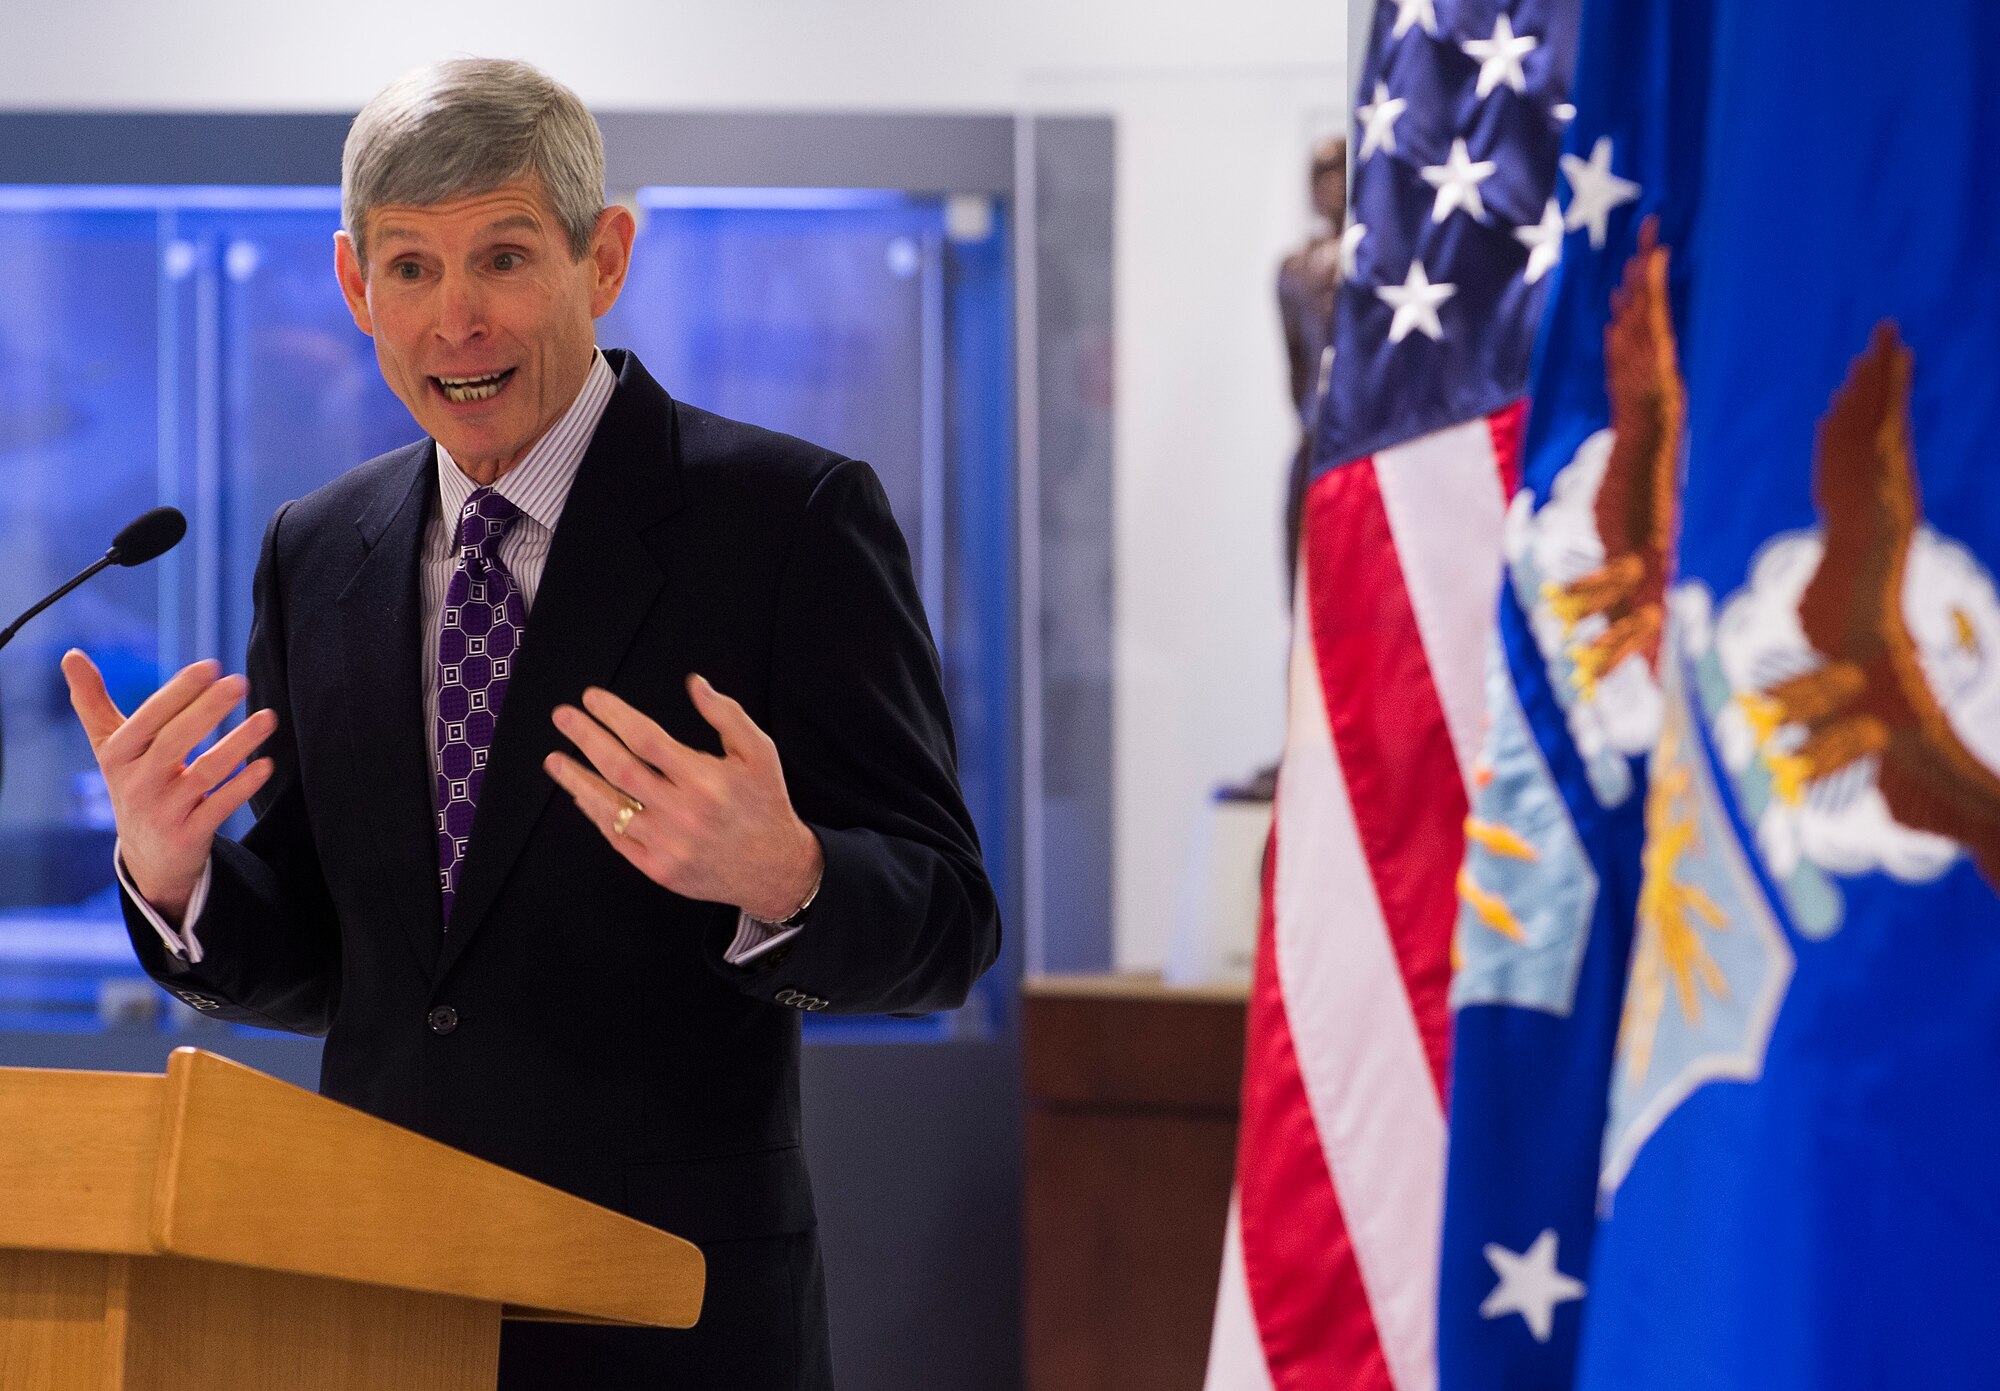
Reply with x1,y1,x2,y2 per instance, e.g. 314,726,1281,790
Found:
1022,973,1248,1391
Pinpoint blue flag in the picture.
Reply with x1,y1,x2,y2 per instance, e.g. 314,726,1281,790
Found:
1575,2,2000,1387
1438,0,1714,1384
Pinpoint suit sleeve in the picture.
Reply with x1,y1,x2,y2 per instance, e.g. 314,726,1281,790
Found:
729,459,1001,1015
118,502,343,1035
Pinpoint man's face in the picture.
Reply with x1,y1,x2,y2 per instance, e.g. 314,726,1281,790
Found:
334,176,635,478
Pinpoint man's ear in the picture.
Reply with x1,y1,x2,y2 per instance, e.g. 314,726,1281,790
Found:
588,204,638,318
333,230,375,336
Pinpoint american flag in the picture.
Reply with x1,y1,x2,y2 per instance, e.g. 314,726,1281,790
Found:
1204,2,1580,1388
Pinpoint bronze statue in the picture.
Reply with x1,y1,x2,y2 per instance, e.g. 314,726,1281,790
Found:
1278,136,1348,596
1225,137,1349,807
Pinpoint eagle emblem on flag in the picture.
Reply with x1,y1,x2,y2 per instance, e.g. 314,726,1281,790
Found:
1606,323,2000,1194
1707,325,2000,905
1454,226,1682,1016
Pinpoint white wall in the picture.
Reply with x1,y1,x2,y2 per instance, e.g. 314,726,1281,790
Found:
4,0,1347,972
3,2,1340,113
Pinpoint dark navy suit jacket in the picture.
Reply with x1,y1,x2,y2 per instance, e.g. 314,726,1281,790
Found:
122,349,1001,1390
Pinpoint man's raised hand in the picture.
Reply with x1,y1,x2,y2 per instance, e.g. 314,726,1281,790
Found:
61,651,276,925
544,676,823,923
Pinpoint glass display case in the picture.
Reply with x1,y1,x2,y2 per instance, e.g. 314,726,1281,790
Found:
0,183,1013,1042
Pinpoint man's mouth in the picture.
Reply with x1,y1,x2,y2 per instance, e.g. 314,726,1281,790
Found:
431,369,516,404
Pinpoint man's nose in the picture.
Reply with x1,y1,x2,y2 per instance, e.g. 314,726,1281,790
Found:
432,270,488,347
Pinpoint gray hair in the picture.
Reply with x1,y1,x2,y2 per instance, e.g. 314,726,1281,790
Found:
342,58,605,266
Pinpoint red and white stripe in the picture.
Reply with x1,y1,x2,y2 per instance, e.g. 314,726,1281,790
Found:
1205,406,1521,1391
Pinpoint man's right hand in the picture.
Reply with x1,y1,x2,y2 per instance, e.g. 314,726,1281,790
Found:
62,651,277,926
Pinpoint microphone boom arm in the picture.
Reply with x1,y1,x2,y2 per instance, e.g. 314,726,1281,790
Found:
0,554,115,653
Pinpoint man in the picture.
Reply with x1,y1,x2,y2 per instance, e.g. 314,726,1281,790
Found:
61,58,999,1390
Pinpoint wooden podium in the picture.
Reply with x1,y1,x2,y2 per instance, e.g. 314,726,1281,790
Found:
0,1048,705,1390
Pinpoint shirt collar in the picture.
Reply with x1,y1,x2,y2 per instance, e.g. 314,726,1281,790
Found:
435,348,617,535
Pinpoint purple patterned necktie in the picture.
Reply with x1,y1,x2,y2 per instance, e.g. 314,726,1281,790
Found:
435,486,526,926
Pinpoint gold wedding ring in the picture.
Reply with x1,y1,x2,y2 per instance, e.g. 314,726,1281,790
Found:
612,799,643,837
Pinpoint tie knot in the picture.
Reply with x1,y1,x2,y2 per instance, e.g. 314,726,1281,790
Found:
455,487,521,555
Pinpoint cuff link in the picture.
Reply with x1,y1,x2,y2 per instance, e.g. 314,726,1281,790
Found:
775,988,828,1012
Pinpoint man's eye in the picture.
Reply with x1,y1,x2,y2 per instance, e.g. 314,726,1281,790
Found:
392,262,423,281
493,252,521,271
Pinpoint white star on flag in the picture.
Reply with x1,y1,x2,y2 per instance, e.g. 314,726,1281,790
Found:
1479,1229,1587,1343
1561,134,1642,248
1513,199,1565,283
1338,221,1369,280
1421,138,1499,224
1390,0,1437,39
1376,260,1456,343
1462,14,1539,99
1356,83,1409,162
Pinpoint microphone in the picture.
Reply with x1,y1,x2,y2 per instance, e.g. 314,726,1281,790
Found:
0,506,188,653
109,507,189,568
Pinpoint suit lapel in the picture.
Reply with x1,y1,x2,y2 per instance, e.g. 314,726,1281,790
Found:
336,445,446,978
436,353,685,980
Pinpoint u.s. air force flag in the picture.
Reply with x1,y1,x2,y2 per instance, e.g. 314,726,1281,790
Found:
1570,1,2000,1387
1437,0,1714,1384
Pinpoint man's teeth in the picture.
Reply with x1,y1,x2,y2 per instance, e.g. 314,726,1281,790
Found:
436,371,510,403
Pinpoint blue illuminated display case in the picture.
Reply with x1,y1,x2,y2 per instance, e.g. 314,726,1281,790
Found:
0,175,1015,1046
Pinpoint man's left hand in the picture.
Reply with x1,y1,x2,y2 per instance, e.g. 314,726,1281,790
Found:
545,676,823,922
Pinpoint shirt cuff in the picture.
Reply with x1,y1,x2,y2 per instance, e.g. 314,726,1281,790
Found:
724,910,803,966
113,842,210,965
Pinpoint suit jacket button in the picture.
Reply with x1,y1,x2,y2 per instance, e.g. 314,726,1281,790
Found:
427,1005,459,1035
